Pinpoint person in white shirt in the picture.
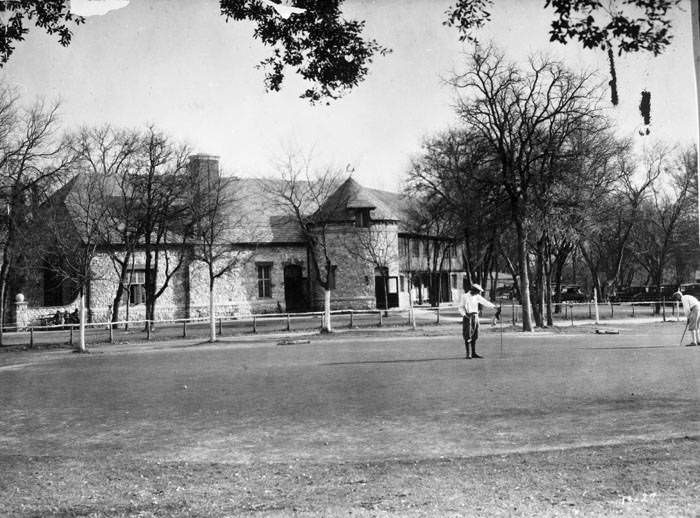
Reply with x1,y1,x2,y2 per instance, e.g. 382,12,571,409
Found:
458,283,498,359
673,290,699,346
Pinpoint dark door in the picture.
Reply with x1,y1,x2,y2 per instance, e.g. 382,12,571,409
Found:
375,276,399,309
284,265,307,312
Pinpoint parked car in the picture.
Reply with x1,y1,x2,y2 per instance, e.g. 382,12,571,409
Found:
556,285,587,303
495,286,514,300
610,286,646,302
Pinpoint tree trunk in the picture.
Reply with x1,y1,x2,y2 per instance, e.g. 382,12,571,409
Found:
209,279,216,342
323,288,332,332
545,268,553,327
0,249,13,347
111,282,125,328
516,224,534,332
0,280,5,347
110,253,131,328
533,238,545,327
383,275,389,314
77,289,87,352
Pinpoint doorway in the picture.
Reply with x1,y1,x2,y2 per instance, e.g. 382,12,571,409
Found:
375,275,399,309
283,264,307,312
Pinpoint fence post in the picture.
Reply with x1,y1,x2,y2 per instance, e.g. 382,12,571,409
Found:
29,327,34,348
109,323,114,344
219,317,223,335
632,303,635,318
436,306,440,325
378,311,383,327
286,313,291,332
610,302,614,319
512,300,516,325
588,301,591,319
570,304,574,327
252,315,257,334
349,311,354,329
593,288,600,324
182,320,187,338
146,321,151,341
662,297,667,322
69,325,73,346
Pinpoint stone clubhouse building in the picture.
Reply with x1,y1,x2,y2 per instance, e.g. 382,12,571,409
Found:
14,155,467,326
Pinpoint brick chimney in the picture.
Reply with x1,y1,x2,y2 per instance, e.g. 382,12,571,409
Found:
187,154,220,189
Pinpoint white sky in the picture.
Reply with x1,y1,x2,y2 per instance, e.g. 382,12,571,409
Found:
1,0,696,191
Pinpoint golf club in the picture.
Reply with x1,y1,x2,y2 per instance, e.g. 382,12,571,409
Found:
680,319,689,346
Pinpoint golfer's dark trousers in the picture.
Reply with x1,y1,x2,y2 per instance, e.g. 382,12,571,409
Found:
462,313,479,357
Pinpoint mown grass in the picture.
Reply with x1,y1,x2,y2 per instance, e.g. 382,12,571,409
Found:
1,437,698,517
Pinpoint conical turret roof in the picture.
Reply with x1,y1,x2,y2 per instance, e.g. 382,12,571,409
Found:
315,177,402,223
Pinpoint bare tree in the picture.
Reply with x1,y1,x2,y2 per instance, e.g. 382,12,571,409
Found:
528,124,625,325
450,45,606,331
261,151,344,332
406,129,507,302
187,162,250,342
632,145,697,302
69,125,142,327
0,88,74,343
131,127,192,327
45,171,111,352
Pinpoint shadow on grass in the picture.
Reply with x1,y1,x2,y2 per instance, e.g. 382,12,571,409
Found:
585,346,672,350
322,356,467,366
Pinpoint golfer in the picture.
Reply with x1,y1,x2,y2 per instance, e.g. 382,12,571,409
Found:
673,290,699,346
458,283,496,359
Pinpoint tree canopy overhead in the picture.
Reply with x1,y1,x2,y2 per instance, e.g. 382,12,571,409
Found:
220,0,390,104
0,1,684,104
0,0,83,66
445,0,682,55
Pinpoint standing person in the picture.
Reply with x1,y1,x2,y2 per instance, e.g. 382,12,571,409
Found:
673,290,700,346
458,283,498,359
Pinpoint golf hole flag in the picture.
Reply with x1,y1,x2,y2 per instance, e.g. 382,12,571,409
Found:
69,0,130,17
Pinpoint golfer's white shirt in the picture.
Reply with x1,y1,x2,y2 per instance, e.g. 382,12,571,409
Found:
680,294,700,315
458,292,495,316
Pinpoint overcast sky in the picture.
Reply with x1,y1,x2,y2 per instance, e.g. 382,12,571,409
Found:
1,0,695,191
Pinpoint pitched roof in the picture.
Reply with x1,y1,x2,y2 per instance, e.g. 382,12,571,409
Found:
314,177,404,223
47,173,415,246
222,178,307,244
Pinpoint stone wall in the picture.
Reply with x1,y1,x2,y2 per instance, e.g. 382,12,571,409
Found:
89,250,189,322
309,222,400,310
187,245,307,315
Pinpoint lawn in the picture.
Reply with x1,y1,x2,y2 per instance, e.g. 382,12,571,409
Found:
0,321,698,516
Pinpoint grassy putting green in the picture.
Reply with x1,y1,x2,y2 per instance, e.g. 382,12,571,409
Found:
0,322,698,516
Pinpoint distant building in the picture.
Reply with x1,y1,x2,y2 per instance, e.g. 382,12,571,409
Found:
13,155,466,325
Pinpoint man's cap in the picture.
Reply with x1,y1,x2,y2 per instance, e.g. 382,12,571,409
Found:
471,283,484,293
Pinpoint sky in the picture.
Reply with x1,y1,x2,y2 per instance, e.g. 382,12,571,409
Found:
1,0,696,192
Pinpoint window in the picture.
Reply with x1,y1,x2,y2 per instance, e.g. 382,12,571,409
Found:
128,270,148,305
412,239,420,257
355,209,371,228
451,274,458,290
424,240,430,258
399,275,405,292
257,263,272,298
399,237,409,257
329,264,338,290
388,277,398,294
122,269,151,305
